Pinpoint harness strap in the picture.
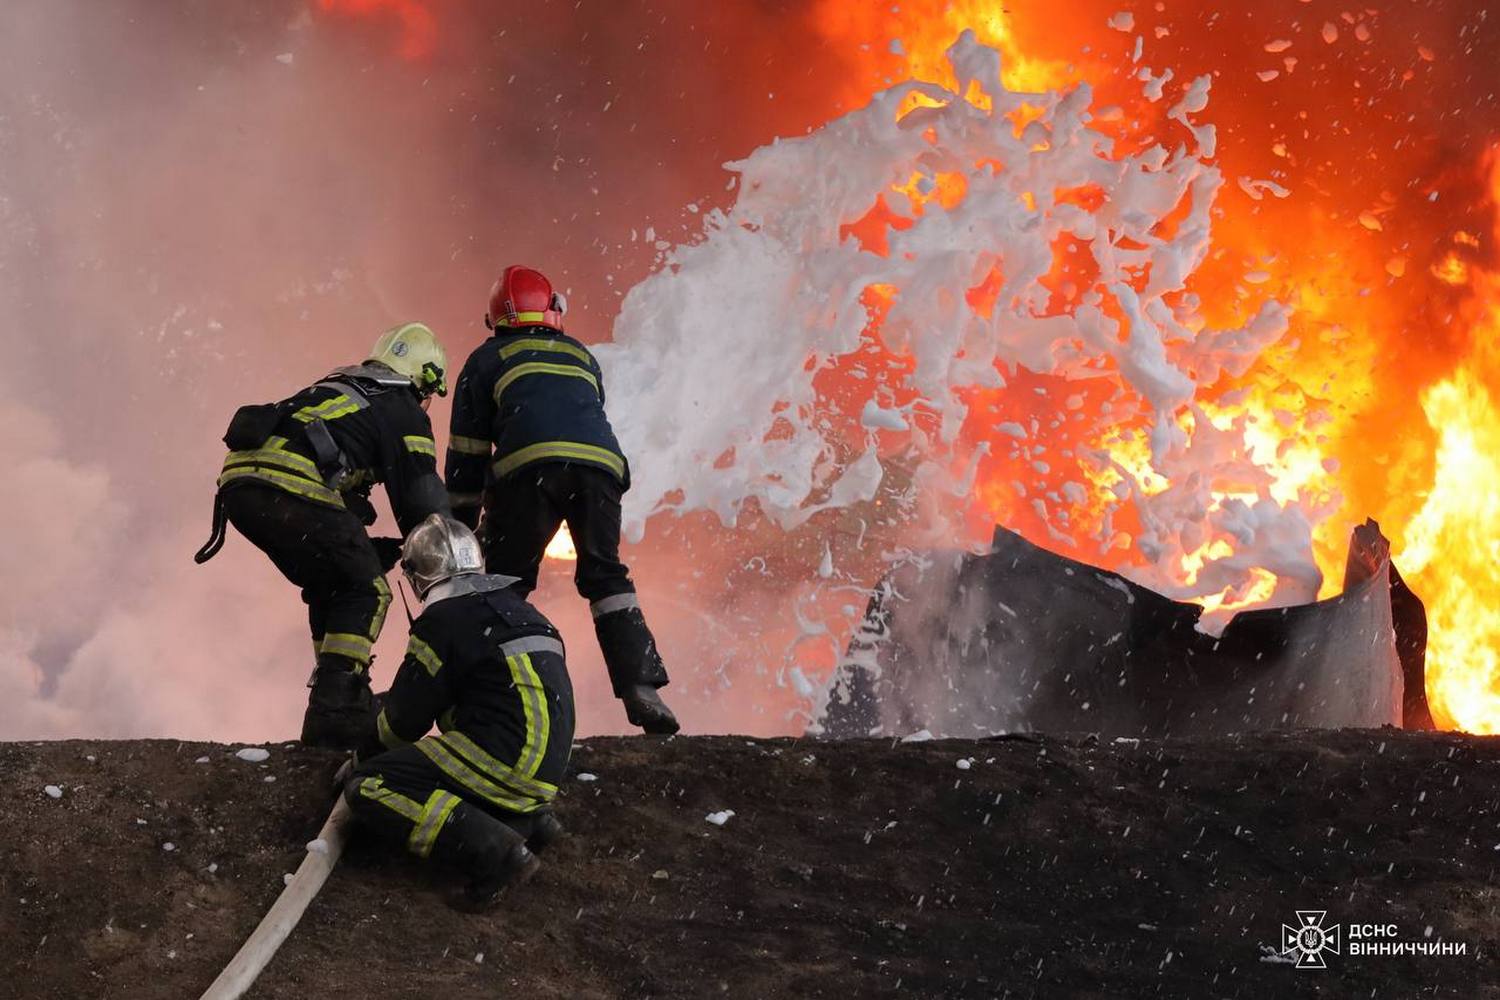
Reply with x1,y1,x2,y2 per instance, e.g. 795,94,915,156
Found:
193,491,229,564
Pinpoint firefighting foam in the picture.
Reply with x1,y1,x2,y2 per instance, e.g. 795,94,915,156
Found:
606,2,1500,731
607,31,1316,626
844,1,1500,734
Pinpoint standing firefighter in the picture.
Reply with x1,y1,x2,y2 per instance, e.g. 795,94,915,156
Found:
344,513,570,908
195,323,451,749
445,265,680,735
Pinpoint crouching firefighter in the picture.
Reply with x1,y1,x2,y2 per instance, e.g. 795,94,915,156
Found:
446,264,679,735
343,513,573,909
194,323,452,749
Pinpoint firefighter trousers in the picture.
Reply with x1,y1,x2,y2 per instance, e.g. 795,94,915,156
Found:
221,483,392,673
480,463,669,694
480,462,632,601
345,742,559,860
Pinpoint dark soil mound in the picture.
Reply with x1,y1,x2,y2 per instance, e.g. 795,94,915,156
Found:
2,730,1496,998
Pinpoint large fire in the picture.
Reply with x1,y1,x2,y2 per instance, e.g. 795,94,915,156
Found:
1399,287,1500,731
810,1,1500,732
314,1,1500,733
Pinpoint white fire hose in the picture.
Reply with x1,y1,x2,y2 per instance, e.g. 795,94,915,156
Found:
198,795,354,1000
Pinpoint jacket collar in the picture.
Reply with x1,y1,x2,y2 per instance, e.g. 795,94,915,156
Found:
425,573,520,607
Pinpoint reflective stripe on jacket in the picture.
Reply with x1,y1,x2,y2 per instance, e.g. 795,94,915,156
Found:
364,576,575,814
445,328,628,520
218,369,447,533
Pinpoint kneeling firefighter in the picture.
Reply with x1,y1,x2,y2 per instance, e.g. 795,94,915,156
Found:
195,323,451,749
344,513,573,908
445,264,679,735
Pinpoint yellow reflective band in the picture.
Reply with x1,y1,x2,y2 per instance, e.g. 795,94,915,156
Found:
321,632,374,665
221,454,320,481
357,777,422,822
223,437,323,478
220,436,339,502
493,362,599,402
511,311,549,323
506,652,550,778
302,394,351,415
316,402,361,422
370,575,392,642
448,490,483,509
438,730,557,800
415,737,541,813
292,394,361,423
507,653,540,779
498,337,594,367
403,435,437,458
406,635,443,676
377,708,406,750
407,790,462,859
448,434,492,456
507,655,539,778
216,466,345,508
492,441,625,481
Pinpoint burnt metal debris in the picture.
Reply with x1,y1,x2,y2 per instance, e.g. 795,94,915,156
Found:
818,519,1431,738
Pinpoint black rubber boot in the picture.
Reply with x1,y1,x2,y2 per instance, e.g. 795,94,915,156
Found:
523,811,564,854
300,660,375,750
594,607,680,735
431,803,541,911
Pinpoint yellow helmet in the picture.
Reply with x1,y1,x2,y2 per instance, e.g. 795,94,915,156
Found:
367,322,448,397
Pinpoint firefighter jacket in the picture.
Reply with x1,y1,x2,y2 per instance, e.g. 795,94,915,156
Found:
445,326,628,525
365,574,575,814
217,365,449,535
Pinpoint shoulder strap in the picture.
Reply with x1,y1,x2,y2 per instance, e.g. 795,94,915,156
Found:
318,364,414,403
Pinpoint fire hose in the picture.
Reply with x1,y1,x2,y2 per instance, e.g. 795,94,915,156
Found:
198,795,354,1000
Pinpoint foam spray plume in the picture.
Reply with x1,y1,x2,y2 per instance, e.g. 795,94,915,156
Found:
606,4,1500,735
607,29,1314,689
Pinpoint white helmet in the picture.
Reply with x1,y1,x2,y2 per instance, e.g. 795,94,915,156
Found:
401,514,483,599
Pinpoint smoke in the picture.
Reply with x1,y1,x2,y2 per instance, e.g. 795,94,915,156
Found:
0,0,843,739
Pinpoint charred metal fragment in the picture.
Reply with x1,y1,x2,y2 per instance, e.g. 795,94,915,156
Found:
818,519,1428,738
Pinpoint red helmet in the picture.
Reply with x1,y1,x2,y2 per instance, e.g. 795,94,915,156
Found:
485,265,566,331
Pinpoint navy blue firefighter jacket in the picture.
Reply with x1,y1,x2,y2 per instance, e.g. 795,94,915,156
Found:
445,326,629,528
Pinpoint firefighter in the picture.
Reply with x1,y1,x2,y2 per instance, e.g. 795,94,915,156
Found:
195,323,451,749
445,264,680,735
344,513,571,909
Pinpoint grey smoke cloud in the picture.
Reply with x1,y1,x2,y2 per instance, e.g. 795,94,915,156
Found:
0,0,840,739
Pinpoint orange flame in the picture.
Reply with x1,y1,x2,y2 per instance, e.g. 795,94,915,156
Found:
813,0,1500,728
317,0,437,60
1396,155,1500,731
1399,364,1500,731
1433,251,1470,286
545,524,578,562
814,0,1073,104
